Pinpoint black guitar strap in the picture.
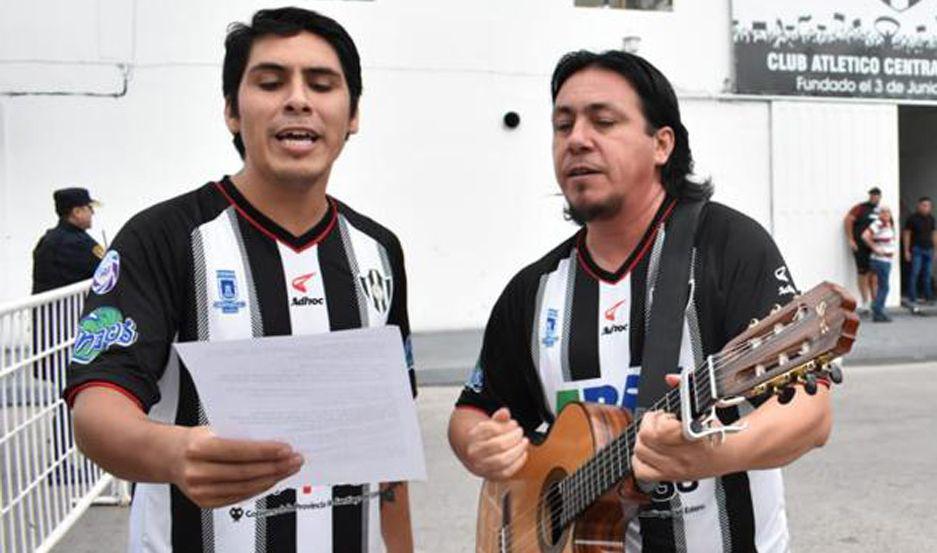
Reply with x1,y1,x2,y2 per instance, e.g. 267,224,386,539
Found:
637,197,706,414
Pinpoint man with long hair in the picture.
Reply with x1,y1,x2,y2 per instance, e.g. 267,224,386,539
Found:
449,50,831,552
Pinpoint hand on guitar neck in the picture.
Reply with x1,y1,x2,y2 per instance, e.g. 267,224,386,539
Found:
449,407,530,481
632,373,832,483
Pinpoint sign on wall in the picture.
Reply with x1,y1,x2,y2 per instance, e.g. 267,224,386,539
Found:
732,0,937,100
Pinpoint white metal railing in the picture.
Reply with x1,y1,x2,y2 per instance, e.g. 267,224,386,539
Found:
0,280,130,553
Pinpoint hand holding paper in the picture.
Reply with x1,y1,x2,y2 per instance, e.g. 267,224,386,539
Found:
174,326,426,491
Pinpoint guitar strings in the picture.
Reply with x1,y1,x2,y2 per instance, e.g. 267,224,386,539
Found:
486,293,844,550
483,291,848,548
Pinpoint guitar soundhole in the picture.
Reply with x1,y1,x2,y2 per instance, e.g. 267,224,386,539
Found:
538,468,568,552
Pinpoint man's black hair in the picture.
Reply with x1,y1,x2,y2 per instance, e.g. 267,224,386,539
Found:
223,7,362,158
919,196,932,203
551,50,711,205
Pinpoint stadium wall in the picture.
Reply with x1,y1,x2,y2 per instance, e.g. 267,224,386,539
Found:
0,0,901,330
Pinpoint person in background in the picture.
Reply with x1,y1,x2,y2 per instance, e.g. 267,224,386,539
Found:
32,187,104,294
844,187,881,317
863,206,896,322
903,196,936,310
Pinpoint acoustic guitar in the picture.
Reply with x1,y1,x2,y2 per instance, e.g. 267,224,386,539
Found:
474,281,858,552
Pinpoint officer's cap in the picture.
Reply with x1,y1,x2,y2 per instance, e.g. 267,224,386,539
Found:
54,187,99,215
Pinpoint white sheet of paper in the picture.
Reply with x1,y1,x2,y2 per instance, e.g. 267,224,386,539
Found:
174,326,426,488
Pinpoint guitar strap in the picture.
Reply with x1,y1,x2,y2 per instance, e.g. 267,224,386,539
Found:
637,197,707,415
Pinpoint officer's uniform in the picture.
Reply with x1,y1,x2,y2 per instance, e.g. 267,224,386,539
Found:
32,188,104,294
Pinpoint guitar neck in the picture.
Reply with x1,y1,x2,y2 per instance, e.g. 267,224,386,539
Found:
552,283,857,531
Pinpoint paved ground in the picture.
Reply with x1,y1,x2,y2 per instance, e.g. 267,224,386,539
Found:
54,359,937,552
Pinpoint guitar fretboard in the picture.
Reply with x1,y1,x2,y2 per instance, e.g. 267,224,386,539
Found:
555,364,716,528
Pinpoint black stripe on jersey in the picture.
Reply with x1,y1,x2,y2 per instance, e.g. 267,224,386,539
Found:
171,363,208,551
235,216,298,553
628,259,649,370
629,236,679,553
318,229,367,553
567,260,600,381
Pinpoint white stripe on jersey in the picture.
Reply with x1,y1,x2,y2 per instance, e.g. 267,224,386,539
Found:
198,211,259,553
751,468,790,552
127,352,180,552
334,219,386,552
279,242,330,336
533,256,573,414
128,209,260,553
597,279,636,411
342,216,394,327
200,208,255,342
277,241,335,552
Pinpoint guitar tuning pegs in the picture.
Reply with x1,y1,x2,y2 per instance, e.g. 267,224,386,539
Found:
777,387,796,405
803,374,818,395
749,318,759,328
828,364,844,385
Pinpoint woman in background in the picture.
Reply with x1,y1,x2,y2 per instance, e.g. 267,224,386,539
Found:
863,206,897,323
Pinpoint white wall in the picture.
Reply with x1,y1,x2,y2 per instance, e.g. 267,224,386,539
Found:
770,101,900,306
0,0,860,330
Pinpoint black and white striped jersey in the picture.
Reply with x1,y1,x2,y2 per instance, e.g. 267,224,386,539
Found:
457,198,799,553
65,177,414,553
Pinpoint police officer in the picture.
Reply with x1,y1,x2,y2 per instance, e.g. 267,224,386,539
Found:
32,187,104,293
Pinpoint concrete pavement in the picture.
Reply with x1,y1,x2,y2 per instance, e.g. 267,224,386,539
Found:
53,360,937,552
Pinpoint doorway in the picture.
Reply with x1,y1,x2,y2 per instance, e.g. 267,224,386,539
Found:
898,106,937,301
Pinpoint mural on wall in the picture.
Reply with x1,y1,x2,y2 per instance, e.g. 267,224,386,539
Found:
575,0,672,10
732,0,937,100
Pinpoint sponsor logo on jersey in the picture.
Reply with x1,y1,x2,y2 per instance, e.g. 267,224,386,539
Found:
601,323,629,336
213,269,246,314
291,296,324,307
359,268,393,314
555,373,640,413
602,299,629,336
775,265,797,296
72,306,138,364
291,272,316,293
91,250,120,295
229,507,244,522
542,308,560,348
604,299,627,321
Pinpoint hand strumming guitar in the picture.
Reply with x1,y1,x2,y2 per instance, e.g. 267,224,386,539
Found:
448,406,530,481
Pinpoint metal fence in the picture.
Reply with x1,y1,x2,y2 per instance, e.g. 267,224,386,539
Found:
0,280,130,553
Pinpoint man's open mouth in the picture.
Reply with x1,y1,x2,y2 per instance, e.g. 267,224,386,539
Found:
275,129,320,145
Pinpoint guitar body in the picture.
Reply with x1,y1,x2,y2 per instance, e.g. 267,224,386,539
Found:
476,402,640,553
473,281,859,553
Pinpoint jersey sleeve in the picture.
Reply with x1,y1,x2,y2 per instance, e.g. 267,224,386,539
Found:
718,215,799,348
385,234,417,398
455,273,544,432
64,212,183,411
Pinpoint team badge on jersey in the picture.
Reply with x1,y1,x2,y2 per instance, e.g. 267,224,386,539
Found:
359,268,393,314
542,308,560,348
91,250,120,295
72,306,138,364
213,269,246,314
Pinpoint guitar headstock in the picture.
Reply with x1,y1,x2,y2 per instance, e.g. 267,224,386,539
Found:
715,281,859,402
